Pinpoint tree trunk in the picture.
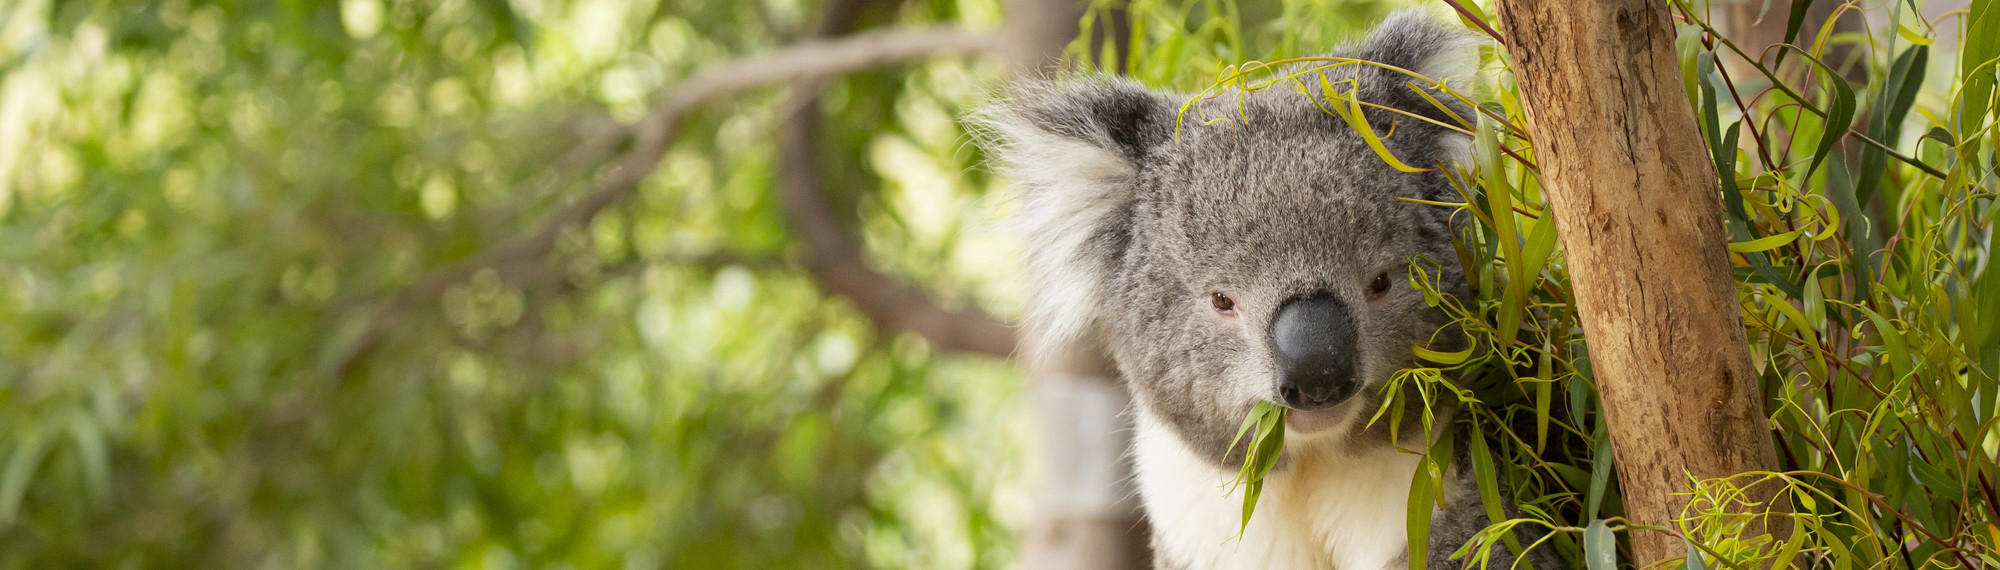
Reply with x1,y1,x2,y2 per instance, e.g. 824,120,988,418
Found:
1495,0,1784,564
1006,1,1150,569
1018,345,1149,570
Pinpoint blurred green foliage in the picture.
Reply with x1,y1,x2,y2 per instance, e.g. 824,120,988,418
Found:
0,0,1031,567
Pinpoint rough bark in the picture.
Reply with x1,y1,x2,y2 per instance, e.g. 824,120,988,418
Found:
1495,0,1784,564
1005,1,1151,569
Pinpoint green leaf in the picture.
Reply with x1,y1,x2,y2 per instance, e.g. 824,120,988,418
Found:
0,428,51,526
1975,224,2000,380
1698,56,1801,298
67,416,110,502
1585,420,1614,522
1957,0,1998,134
1855,45,1930,205
1726,229,1805,253
1803,271,1825,326
1319,73,1431,173
1775,0,1816,70
1584,519,1617,570
1780,46,1857,184
1405,454,1438,569
1466,422,1526,557
1683,536,1711,570
1414,343,1474,365
1230,401,1287,536
1406,428,1456,570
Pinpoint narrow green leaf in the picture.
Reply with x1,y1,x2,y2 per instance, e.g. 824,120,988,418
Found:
1975,224,2000,379
1727,228,1805,253
1683,536,1711,570
1406,428,1455,570
1321,74,1429,173
1699,58,1801,298
1585,420,1614,522
1466,424,1526,557
0,429,52,526
1775,0,1817,69
1405,456,1438,569
1803,270,1825,325
1584,519,1617,570
1780,47,1857,184
1414,343,1474,365
1231,401,1287,535
67,416,110,502
1856,45,1930,204
1956,0,1998,134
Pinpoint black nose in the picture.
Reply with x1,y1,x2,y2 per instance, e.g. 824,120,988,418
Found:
1270,294,1358,410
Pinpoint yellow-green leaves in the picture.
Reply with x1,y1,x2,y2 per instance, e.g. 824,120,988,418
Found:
1725,229,1806,253
1403,428,1454,570
1318,73,1431,173
1956,0,1998,136
1413,343,1474,366
1226,400,1288,536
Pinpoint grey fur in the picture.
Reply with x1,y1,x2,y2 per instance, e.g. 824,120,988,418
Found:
985,11,1555,569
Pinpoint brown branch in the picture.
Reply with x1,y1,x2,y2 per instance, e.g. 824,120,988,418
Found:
323,27,1006,378
777,101,1018,358
775,5,1018,359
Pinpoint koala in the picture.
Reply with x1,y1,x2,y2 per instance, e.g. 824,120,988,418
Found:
985,11,1554,570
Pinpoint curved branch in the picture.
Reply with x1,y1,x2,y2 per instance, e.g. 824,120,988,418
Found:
325,27,1006,378
778,102,1019,358
776,5,1018,359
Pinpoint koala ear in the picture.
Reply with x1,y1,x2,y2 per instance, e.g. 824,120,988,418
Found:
1344,10,1483,168
1356,11,1481,105
977,79,1175,360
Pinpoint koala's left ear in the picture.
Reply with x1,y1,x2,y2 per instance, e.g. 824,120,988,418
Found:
1343,10,1483,169
977,79,1175,360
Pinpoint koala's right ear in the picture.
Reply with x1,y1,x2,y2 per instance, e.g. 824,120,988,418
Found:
978,79,1175,360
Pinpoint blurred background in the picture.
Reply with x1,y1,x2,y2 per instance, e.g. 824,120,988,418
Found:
0,0,1417,567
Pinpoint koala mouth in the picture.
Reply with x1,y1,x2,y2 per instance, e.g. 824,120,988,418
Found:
1282,402,1357,435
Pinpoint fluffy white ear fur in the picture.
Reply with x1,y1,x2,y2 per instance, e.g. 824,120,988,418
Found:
1395,10,1486,173
1408,24,1482,98
1412,26,1482,171
973,83,1152,363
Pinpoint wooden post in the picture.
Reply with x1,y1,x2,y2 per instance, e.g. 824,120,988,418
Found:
1006,1,1151,568
1495,1,1784,563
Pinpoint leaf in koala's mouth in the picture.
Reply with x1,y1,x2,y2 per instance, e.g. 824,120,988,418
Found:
1224,400,1287,537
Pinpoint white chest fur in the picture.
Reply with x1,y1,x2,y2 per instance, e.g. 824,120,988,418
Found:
1132,408,1422,570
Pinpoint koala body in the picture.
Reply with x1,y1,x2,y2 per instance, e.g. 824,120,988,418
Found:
988,12,1548,569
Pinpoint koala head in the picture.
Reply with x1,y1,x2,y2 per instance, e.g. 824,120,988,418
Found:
985,12,1479,466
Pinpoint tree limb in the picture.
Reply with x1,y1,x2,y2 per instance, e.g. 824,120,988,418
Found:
778,100,1017,357
774,3,1019,359
324,27,1006,378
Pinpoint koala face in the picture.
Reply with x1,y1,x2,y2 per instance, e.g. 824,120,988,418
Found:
1106,103,1471,463
985,13,1479,467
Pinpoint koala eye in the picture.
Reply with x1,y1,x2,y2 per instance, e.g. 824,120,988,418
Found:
1366,272,1393,300
1210,292,1238,316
